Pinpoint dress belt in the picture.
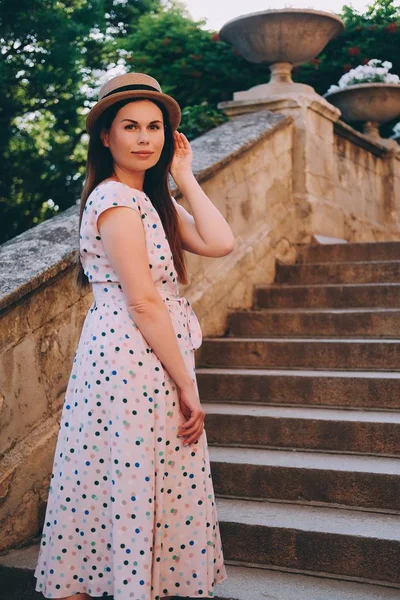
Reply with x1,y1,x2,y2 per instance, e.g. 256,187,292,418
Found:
91,282,202,351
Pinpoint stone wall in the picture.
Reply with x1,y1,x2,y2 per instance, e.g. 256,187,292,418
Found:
176,111,295,327
218,93,400,244
1,103,400,553
333,121,400,236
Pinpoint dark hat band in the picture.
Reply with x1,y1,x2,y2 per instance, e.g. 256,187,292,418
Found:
101,83,160,100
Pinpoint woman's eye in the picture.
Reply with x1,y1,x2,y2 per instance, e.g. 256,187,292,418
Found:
125,124,160,130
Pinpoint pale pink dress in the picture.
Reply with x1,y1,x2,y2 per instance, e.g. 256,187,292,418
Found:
34,180,227,599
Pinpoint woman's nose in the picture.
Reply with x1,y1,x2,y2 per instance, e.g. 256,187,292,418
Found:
137,130,149,143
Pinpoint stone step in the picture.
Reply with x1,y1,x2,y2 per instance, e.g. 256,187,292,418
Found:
197,367,400,410
255,282,400,309
228,307,400,338
197,338,400,371
205,403,400,457
276,260,400,285
217,563,400,600
297,241,400,264
2,545,400,600
208,444,400,511
217,497,400,584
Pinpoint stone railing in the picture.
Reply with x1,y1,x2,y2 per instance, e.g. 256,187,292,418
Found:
333,120,400,234
219,92,400,245
1,98,400,553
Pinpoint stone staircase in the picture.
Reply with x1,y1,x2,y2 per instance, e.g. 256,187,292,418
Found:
1,240,400,600
198,240,400,598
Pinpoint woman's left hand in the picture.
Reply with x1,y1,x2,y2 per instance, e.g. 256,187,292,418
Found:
170,131,193,181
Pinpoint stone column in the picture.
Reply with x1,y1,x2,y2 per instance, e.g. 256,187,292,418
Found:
218,92,343,238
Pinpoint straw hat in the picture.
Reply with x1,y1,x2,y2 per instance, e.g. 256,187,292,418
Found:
85,72,181,135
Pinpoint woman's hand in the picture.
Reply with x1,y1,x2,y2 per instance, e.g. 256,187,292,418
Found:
170,131,193,181
177,381,205,447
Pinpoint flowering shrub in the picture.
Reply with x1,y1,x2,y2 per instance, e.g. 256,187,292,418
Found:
294,1,400,97
326,59,400,94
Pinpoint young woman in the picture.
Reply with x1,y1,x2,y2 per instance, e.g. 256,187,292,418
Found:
34,72,234,600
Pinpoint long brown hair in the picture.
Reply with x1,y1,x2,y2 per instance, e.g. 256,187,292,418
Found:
74,96,188,290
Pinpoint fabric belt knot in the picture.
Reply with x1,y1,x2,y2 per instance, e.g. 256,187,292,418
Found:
155,286,203,351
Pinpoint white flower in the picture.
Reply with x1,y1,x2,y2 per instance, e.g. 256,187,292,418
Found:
325,58,400,95
393,122,400,135
387,73,400,83
327,83,340,94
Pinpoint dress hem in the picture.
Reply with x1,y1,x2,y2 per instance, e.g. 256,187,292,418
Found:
34,571,228,599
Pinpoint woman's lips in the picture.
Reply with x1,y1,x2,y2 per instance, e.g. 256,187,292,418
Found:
133,152,154,158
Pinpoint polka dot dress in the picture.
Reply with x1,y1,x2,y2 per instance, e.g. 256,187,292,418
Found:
34,180,227,599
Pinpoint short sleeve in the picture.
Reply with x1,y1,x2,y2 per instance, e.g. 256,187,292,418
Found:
93,182,142,233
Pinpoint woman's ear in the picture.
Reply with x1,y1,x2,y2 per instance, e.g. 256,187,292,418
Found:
100,129,109,148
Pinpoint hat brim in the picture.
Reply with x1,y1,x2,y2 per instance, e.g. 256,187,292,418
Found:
85,90,181,135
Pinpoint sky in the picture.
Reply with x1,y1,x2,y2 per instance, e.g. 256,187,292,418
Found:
182,0,373,31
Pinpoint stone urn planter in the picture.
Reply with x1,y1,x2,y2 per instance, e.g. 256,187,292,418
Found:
324,83,400,145
218,8,344,98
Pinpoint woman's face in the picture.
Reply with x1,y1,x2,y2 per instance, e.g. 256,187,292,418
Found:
101,99,165,172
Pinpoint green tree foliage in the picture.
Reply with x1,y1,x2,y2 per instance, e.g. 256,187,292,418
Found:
180,102,228,140
118,5,263,107
0,0,162,244
109,4,266,136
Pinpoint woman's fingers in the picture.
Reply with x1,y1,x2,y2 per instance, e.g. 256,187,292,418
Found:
180,417,205,446
183,426,204,446
174,130,184,148
178,421,199,437
177,405,205,445
183,430,203,446
174,130,191,152
178,409,204,430
178,416,196,433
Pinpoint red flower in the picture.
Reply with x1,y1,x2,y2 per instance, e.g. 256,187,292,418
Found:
162,37,171,45
343,63,352,72
190,54,203,61
211,32,219,41
191,70,202,78
348,46,360,56
362,57,370,65
311,58,321,69
386,22,397,32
